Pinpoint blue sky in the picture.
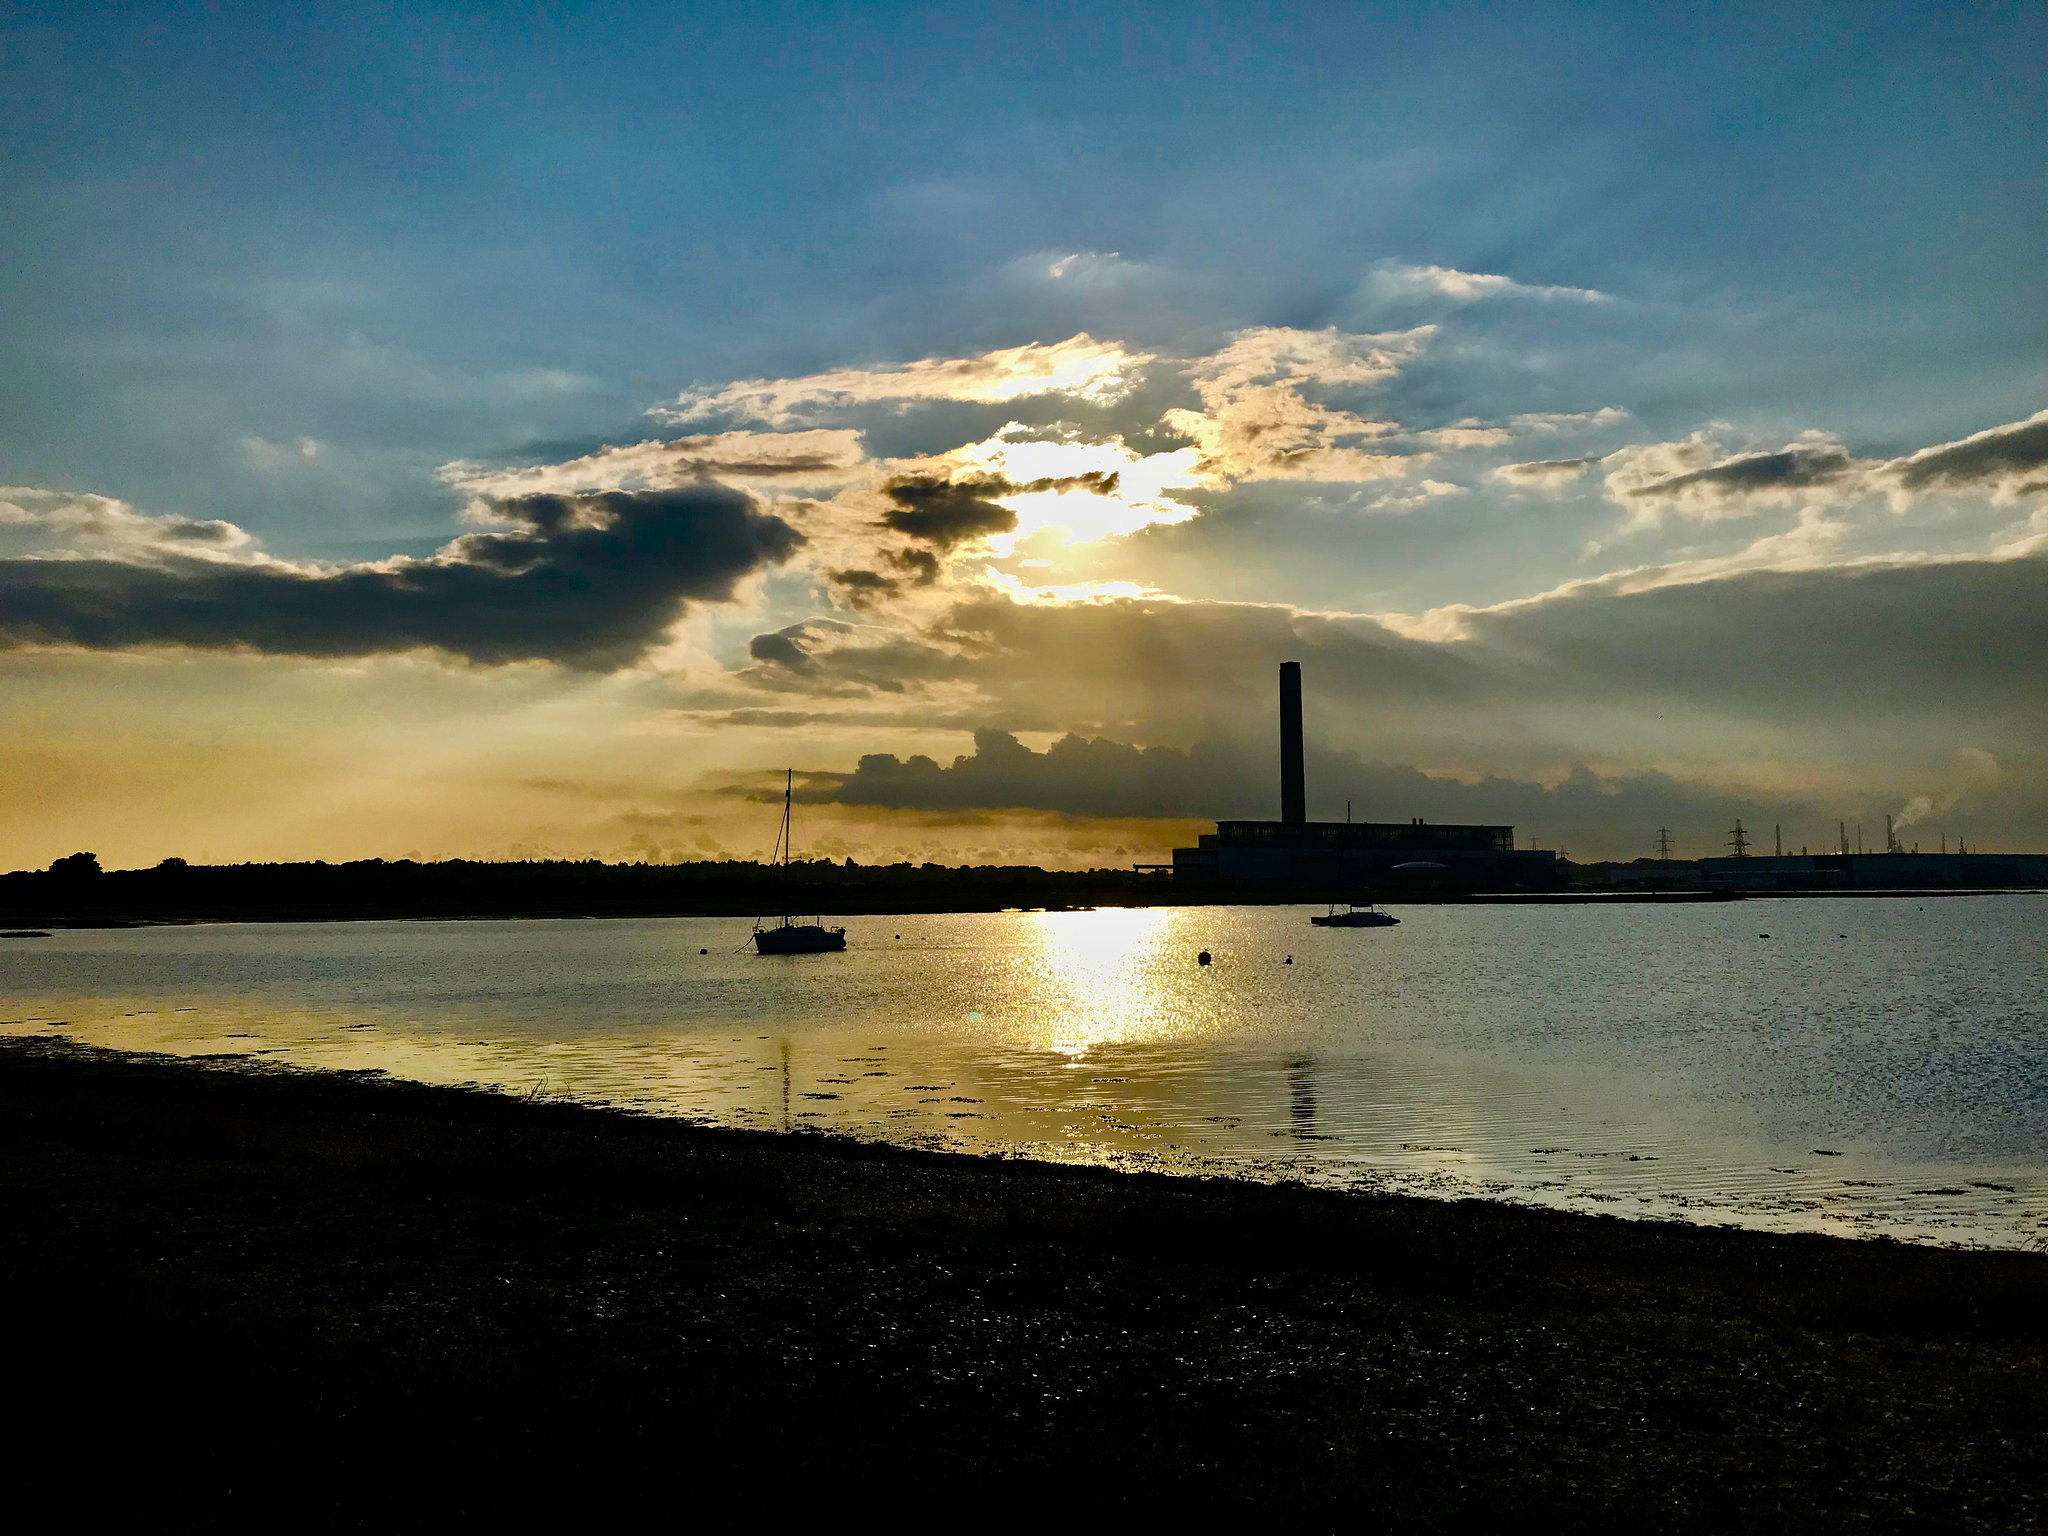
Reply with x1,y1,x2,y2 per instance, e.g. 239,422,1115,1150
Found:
2,1,2044,865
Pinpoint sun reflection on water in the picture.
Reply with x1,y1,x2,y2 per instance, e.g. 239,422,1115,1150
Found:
1015,906,1182,1052
6,903,2044,1250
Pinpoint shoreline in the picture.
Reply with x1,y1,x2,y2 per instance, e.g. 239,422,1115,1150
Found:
4,1037,2042,1526
5,886,2042,930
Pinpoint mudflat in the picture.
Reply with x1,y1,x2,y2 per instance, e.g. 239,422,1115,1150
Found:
2,1037,2041,1531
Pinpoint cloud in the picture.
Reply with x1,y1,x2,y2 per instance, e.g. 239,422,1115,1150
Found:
747,619,850,674
877,475,1020,549
1163,325,1431,483
826,567,900,607
439,429,868,498
1492,457,1597,489
1412,408,1629,453
1363,479,1465,513
1416,423,1514,449
241,436,323,473
1423,547,2048,718
1589,411,2048,530
935,422,1203,542
0,485,803,670
658,334,1154,426
740,542,2048,790
1038,250,1151,286
1600,430,1858,526
0,487,255,559
1880,409,2048,504
741,616,963,696
1509,407,1633,434
815,725,1828,856
1361,260,1611,307
827,727,1232,817
1192,324,1430,396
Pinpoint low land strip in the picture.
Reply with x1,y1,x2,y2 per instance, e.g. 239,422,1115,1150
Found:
2,1038,2042,1529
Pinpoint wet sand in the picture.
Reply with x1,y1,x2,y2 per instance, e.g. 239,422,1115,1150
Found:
3,1037,2042,1530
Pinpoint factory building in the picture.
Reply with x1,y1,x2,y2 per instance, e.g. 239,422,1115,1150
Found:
1696,852,2048,889
1158,662,1561,889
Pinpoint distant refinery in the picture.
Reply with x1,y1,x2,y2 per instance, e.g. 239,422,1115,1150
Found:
1623,815,2048,890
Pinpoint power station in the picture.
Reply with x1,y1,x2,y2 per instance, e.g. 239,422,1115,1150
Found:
1162,662,1561,889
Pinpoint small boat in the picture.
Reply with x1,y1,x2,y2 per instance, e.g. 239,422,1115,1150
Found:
1311,902,1399,928
754,920,846,954
752,770,847,955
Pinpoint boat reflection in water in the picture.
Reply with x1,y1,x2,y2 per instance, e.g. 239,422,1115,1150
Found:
752,770,846,955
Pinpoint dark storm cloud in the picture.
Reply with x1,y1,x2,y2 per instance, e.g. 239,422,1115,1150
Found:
1885,410,2048,500
877,475,1019,548
0,486,803,670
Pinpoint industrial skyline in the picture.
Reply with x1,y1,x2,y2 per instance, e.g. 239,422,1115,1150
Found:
1164,663,1559,888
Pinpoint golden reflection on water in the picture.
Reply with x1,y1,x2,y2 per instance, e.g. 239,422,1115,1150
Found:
5,904,2045,1251
1013,906,1183,1052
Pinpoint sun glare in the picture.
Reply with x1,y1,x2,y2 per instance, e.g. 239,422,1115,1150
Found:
946,429,1205,546
1017,906,1184,1052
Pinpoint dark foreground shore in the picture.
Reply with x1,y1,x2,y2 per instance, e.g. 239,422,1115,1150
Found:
3,1039,2043,1531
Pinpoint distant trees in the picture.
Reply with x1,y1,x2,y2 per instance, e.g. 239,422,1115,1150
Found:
48,852,101,878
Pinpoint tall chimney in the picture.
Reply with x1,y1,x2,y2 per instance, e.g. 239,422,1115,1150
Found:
1279,660,1306,825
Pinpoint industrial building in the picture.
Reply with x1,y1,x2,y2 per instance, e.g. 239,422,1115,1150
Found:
1157,662,1561,889
1696,852,2048,889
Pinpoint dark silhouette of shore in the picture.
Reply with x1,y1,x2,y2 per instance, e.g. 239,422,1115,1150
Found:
1,852,1754,927
0,852,1154,924
2,1037,2041,1528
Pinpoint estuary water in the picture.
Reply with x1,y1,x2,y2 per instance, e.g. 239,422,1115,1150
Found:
4,897,2043,1249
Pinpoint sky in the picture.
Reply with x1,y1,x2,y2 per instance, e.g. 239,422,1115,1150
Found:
2,0,2044,869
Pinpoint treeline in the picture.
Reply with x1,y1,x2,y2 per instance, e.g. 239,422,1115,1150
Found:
0,853,1165,924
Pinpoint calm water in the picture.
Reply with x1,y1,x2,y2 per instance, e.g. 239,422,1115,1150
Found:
4,898,2044,1248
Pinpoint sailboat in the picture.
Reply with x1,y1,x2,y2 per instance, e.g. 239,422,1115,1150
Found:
1310,901,1399,928
752,769,848,955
